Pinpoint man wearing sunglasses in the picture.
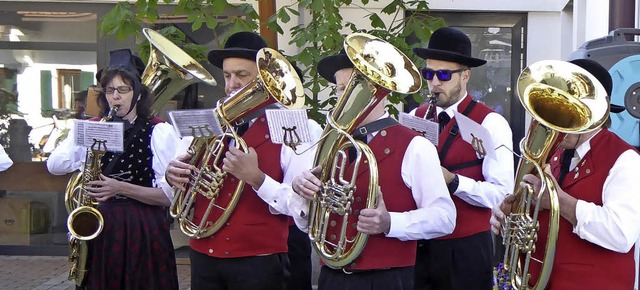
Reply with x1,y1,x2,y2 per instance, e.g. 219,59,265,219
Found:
410,27,515,290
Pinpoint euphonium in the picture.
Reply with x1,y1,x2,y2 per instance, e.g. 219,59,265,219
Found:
308,33,421,268
65,105,117,285
170,47,305,239
501,60,609,289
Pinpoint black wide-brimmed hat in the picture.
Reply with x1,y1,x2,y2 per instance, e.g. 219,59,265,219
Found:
569,58,624,113
413,27,487,68
207,31,268,69
317,49,354,84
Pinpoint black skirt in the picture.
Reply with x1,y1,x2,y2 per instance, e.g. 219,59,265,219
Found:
83,198,178,290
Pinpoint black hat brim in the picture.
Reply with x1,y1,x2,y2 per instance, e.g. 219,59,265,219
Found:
317,54,354,84
413,48,487,67
208,48,259,69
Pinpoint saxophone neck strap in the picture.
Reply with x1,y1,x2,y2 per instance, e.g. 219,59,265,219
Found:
439,100,478,161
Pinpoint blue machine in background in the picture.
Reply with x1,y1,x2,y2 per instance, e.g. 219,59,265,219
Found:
570,28,640,148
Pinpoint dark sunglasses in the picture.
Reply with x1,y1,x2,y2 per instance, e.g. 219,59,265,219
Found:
421,68,465,81
103,86,133,94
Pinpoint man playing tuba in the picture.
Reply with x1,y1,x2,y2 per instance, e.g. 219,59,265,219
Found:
164,31,323,290
291,46,456,290
490,58,640,290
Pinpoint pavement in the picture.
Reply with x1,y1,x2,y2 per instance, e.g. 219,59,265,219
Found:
0,252,321,290
0,256,192,290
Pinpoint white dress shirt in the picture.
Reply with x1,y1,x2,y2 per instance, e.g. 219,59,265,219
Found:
410,95,515,209
46,119,180,200
292,113,457,241
0,146,13,172
570,130,640,253
172,118,324,216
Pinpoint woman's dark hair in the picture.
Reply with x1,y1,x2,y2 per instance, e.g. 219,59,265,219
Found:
97,68,153,120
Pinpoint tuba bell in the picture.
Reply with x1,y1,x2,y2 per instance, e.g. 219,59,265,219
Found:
500,60,609,289
141,28,217,115
170,47,305,239
308,33,421,268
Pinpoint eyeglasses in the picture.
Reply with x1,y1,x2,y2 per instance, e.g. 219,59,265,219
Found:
103,86,133,94
420,68,466,81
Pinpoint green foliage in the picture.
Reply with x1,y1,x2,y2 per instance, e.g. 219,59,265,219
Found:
98,0,258,53
137,26,209,64
0,89,24,147
98,0,445,124
267,0,445,123
98,2,143,41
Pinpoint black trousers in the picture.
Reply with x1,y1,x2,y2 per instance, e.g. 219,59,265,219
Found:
286,225,312,290
414,231,493,290
190,249,289,290
318,266,414,290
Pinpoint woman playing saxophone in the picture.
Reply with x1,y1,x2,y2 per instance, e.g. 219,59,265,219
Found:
47,49,180,289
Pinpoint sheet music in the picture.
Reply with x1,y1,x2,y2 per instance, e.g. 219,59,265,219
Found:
168,109,223,138
453,111,496,160
399,112,439,146
265,109,311,144
74,120,124,152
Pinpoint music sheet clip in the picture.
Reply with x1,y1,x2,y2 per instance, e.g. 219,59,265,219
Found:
168,109,223,138
73,120,124,152
265,109,312,150
398,112,439,146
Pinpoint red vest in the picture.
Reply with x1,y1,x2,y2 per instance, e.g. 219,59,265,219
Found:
529,129,636,289
415,95,493,239
322,125,419,270
190,116,289,258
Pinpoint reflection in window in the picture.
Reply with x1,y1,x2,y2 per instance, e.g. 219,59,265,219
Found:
456,27,513,122
57,69,81,111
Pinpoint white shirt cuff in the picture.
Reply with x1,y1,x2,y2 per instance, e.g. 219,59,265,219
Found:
572,199,594,235
455,174,474,195
387,212,406,239
255,175,284,214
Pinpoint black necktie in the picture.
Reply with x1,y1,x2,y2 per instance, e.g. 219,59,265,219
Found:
557,149,575,185
438,112,451,133
348,134,368,163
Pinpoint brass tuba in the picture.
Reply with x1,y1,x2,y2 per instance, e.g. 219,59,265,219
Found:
64,106,117,285
170,47,305,239
308,33,421,268
501,60,609,289
141,28,217,115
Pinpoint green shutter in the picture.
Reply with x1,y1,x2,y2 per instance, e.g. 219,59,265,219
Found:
80,71,94,89
40,70,52,114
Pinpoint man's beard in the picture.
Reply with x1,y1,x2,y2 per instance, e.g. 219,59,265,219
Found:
436,80,463,108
